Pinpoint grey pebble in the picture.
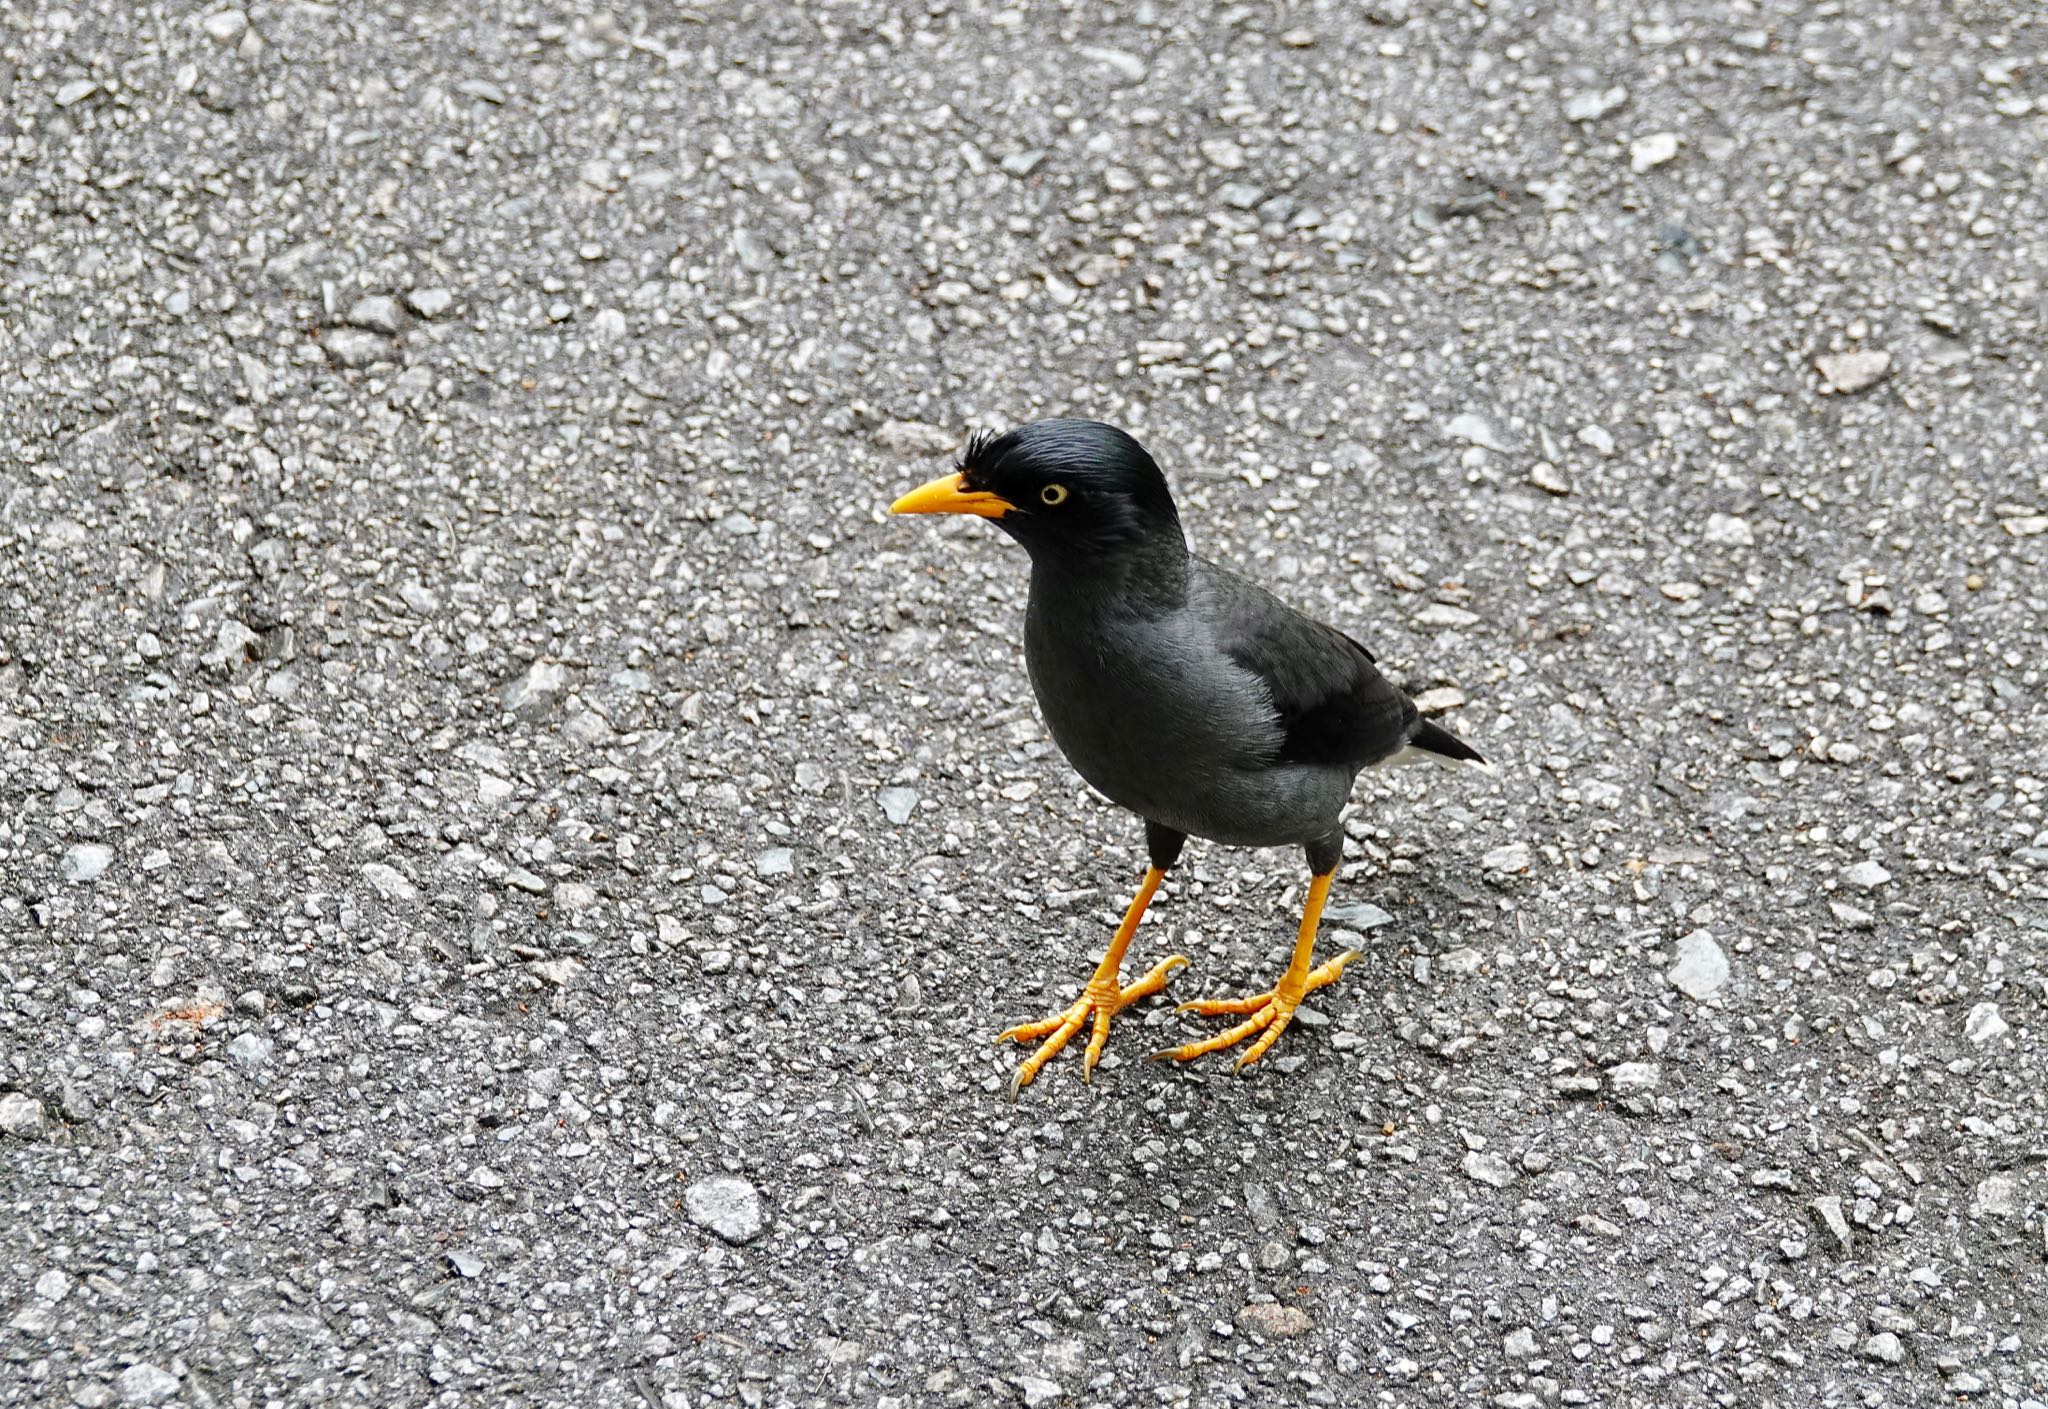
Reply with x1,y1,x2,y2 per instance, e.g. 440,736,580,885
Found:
361,861,419,903
0,1092,48,1139
1481,842,1532,874
1463,1152,1516,1188
1667,930,1729,1001
346,294,407,334
448,1250,484,1279
1235,1302,1311,1340
686,1176,765,1244
405,287,455,319
321,328,390,368
1840,860,1891,890
879,787,919,825
1810,1196,1854,1257
1816,349,1892,394
117,1364,180,1405
503,660,566,716
226,1033,273,1068
61,843,113,882
1963,1003,2009,1045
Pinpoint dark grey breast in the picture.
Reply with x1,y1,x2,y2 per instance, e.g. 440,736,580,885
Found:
1022,557,1408,849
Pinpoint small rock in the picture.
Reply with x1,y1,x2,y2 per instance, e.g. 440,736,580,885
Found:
61,843,114,882
1235,1303,1312,1340
1606,1062,1660,1091
346,294,407,335
1323,901,1393,929
1077,45,1147,83
1416,603,1481,630
755,847,794,877
469,1165,505,1190
1863,1331,1905,1365
361,861,418,903
202,10,248,44
686,1176,766,1243
1015,1376,1063,1408
118,1363,181,1404
1463,1151,1516,1188
226,1033,273,1068
1199,138,1246,170
1703,513,1754,547
1503,1327,1539,1358
320,327,390,368
448,1250,483,1279
879,787,919,825
1809,1196,1854,1256
873,420,957,455
530,957,582,987
1816,349,1892,394
1528,463,1571,495
1565,86,1628,122
1969,1174,2019,1220
1840,860,1891,890
1481,842,1532,874
1964,1003,2009,1045
406,287,455,319
1667,929,1729,1000
1411,687,1467,715
0,1092,47,1139
1445,412,1508,452
1629,132,1680,171
503,659,566,716
54,79,99,108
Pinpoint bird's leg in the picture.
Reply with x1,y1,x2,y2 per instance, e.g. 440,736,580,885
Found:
996,865,1188,1096
1153,866,1358,1072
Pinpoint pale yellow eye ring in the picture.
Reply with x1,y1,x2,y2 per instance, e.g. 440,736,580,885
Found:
1040,483,1069,506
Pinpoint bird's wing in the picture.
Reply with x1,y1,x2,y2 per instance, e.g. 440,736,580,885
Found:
1197,561,1418,770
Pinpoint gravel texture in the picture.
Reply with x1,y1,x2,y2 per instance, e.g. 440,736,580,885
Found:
3,2,2046,1407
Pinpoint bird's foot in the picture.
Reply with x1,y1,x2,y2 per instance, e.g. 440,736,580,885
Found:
1151,949,1359,1071
996,954,1188,1097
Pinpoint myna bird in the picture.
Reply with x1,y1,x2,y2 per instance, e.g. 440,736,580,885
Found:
892,419,1488,1093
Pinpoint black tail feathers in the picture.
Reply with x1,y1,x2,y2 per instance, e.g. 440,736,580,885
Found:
1411,717,1488,768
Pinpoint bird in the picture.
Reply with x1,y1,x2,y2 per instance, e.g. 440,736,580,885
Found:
890,419,1488,1093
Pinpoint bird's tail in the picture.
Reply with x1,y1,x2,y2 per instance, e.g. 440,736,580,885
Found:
1389,718,1493,774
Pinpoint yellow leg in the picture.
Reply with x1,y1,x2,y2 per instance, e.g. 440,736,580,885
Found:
1152,870,1357,1072
997,867,1188,1096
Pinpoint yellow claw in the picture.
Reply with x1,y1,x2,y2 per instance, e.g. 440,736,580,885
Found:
1155,867,1356,1072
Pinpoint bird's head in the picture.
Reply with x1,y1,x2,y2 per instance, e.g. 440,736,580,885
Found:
890,419,1183,560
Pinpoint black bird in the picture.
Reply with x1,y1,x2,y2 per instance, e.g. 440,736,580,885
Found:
892,419,1487,1092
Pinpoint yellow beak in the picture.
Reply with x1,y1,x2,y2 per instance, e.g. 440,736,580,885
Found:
889,472,1013,519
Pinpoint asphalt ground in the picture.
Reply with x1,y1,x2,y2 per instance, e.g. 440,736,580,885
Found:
2,2,2045,1407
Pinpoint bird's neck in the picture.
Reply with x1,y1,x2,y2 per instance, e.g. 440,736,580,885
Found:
1025,531,1190,615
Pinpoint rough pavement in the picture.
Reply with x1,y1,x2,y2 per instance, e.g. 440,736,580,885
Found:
3,2,2046,1407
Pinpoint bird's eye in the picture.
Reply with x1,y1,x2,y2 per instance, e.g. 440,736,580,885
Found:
1040,483,1069,506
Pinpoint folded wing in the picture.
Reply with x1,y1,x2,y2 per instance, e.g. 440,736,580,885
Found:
1198,562,1419,771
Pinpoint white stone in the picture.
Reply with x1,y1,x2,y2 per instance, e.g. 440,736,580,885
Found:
1964,1002,2009,1045
1668,930,1730,1000
361,861,418,902
0,1092,47,1139
686,1176,765,1243
1607,1062,1661,1091
61,843,113,882
118,1363,181,1405
1816,349,1891,394
1630,132,1680,171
